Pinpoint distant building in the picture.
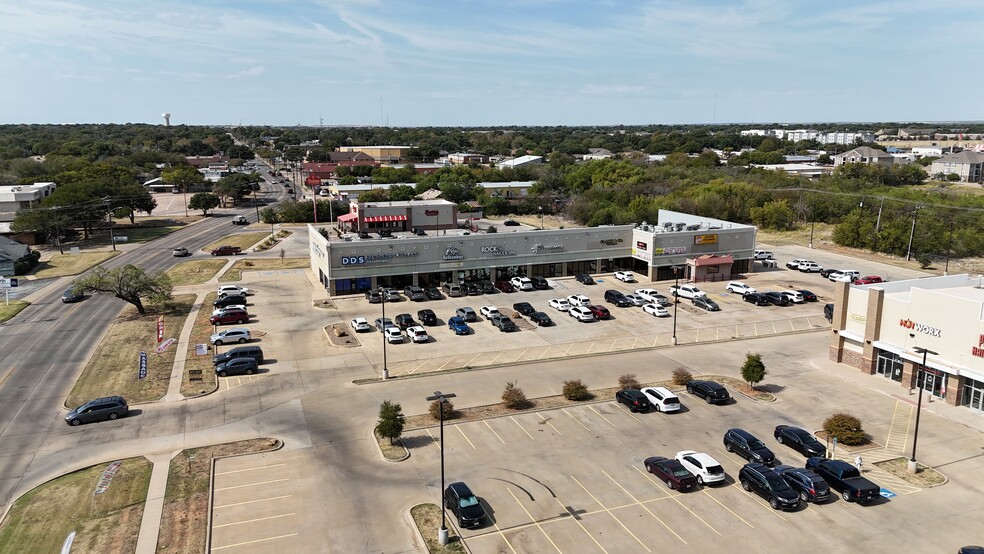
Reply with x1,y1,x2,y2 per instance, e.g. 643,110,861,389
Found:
582,148,614,161
833,146,894,168
497,155,543,169
0,182,58,229
304,152,379,180
447,153,490,165
753,163,827,180
185,155,229,168
334,199,457,234
478,181,536,198
930,151,984,182
337,145,412,164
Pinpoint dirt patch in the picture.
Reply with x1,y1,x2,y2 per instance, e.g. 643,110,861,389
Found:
313,298,336,309
409,504,466,554
157,438,280,554
326,324,361,347
814,430,881,453
0,457,153,554
708,375,777,402
166,259,227,286
873,457,946,487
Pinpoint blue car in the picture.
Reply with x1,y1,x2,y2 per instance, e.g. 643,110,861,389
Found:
448,316,471,335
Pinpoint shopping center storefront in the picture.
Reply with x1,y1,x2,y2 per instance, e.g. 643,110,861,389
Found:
829,274,984,414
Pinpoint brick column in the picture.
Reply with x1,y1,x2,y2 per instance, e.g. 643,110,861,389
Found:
945,374,963,407
860,287,885,375
828,282,850,363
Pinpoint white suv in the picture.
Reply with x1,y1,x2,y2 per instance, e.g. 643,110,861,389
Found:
567,294,591,307
726,281,755,295
675,450,726,486
781,290,805,303
217,285,251,297
479,306,501,319
785,259,811,270
510,276,534,291
405,326,429,343
641,387,680,412
754,250,774,260
798,261,823,273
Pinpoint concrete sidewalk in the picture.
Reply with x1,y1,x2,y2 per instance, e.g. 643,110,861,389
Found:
134,451,181,554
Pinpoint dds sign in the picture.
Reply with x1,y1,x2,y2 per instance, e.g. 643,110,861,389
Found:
341,256,366,266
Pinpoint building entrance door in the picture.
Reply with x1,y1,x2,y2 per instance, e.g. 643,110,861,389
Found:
876,351,903,382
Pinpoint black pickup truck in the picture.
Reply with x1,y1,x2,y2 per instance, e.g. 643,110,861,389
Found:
805,457,880,503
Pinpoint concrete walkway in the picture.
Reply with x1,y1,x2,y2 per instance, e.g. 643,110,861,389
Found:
134,451,181,554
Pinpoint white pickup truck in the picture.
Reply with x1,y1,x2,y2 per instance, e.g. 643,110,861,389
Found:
668,284,707,299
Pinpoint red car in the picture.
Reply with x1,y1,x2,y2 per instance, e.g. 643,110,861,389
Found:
644,456,698,491
210,245,242,256
494,280,515,293
587,304,611,319
210,308,249,325
854,275,884,285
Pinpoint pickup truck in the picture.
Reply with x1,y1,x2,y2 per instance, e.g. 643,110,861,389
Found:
668,284,707,299
490,315,518,332
805,457,880,503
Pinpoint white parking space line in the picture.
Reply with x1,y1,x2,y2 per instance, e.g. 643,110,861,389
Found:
510,416,535,440
571,475,659,549
425,428,440,451
214,513,295,528
562,408,591,431
211,533,299,550
587,405,617,428
215,463,286,476
215,478,289,492
506,488,563,553
631,466,721,536
214,495,293,509
712,449,787,522
537,413,562,434
484,420,507,444
493,521,520,554
551,497,609,554
699,489,754,528
457,426,477,449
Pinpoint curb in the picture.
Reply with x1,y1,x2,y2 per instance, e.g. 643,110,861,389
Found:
371,426,410,462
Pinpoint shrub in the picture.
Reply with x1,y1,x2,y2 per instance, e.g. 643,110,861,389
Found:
740,352,767,389
429,399,456,420
917,253,933,269
562,379,590,401
823,413,866,445
618,373,641,390
672,367,692,385
377,400,405,445
502,381,532,409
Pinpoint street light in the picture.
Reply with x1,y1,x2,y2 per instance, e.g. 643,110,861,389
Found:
672,265,682,345
906,206,923,262
379,286,389,380
909,346,938,474
425,390,457,545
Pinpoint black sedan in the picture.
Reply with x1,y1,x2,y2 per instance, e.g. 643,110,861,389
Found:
692,296,720,311
763,292,790,306
513,302,536,316
644,456,697,491
62,288,84,303
424,287,443,300
743,292,770,306
774,425,827,458
797,290,818,302
530,311,553,326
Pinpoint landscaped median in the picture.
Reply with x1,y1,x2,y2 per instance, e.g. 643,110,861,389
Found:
165,259,228,286
0,300,29,323
217,257,309,282
31,251,120,280
410,504,465,554
181,292,224,397
0,456,153,552
202,232,271,254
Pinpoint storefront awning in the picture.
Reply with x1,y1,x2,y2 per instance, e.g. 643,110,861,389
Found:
336,213,358,222
364,215,407,222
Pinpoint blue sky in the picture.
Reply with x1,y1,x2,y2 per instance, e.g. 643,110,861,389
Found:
2,0,982,126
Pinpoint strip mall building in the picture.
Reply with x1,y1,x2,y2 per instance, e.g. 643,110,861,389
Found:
829,274,984,414
309,209,757,296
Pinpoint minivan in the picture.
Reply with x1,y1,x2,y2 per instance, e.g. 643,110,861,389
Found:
640,386,681,412
65,396,128,426
212,345,264,366
443,283,464,297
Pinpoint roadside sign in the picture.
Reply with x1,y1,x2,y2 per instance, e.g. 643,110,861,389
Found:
157,315,164,343
154,337,176,353
138,351,148,379
880,488,896,498
0,277,17,288
195,344,209,356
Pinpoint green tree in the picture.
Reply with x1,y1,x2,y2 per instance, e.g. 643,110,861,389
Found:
749,199,796,230
376,400,405,445
114,183,157,223
188,192,220,215
73,264,172,315
161,164,205,193
740,352,767,390
214,174,251,207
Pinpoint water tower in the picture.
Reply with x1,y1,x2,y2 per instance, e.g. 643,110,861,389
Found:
162,112,171,127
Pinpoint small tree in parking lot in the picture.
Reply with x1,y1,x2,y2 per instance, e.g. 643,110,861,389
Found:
740,352,767,390
502,381,532,409
562,379,591,401
672,367,693,385
618,374,641,390
376,400,405,445
429,398,456,420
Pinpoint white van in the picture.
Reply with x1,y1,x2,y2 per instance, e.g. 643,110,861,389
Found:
640,387,681,412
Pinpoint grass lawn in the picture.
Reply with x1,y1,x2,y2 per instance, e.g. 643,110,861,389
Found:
157,438,279,554
180,293,221,397
66,295,196,408
30,251,120,279
0,300,30,322
113,225,183,243
202,232,270,253
410,504,465,553
166,260,228,286
217,257,310,282
0,457,152,553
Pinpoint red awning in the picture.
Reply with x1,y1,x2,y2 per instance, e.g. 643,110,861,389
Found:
336,213,358,222
364,215,407,222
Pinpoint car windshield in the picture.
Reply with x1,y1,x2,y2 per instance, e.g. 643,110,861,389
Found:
458,495,480,508
672,468,691,478
767,477,793,492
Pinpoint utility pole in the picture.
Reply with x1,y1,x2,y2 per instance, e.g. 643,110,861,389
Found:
105,198,117,252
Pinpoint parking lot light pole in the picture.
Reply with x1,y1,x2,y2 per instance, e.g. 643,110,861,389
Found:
672,265,682,345
909,346,937,474
380,287,389,380
426,390,457,545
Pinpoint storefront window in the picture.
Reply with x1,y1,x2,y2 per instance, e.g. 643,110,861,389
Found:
962,378,984,412
916,369,947,399
876,351,904,382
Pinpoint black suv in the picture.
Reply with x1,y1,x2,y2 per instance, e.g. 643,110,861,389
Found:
604,290,632,307
724,428,776,466
774,465,831,503
478,280,496,294
530,312,553,326
615,389,651,413
394,314,417,329
686,380,731,404
738,463,801,511
444,482,487,528
65,396,128,426
513,302,535,316
213,294,247,308
213,345,264,366
417,309,438,326
575,273,595,285
530,276,549,290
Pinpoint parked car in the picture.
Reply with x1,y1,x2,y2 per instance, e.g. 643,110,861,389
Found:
565,306,592,322
774,465,831,504
855,275,884,285
575,273,595,285
692,296,720,311
624,293,647,306
726,281,756,295
669,284,706,299
686,380,730,404
781,290,805,304
494,280,515,293
443,283,464,297
512,302,535,316
212,305,246,317
643,303,670,317
217,285,251,297
455,307,478,322
738,463,801,511
365,290,382,303
774,425,827,458
786,258,811,270
383,289,402,302
172,247,190,257
824,303,834,323
640,386,681,412
417,309,438,326
674,451,726,486
503,219,520,226
211,328,251,345
62,288,84,303
829,270,860,282
510,276,534,291
530,311,553,326
210,245,242,256
797,290,818,302
754,250,774,260
215,357,258,377
65,396,128,426
635,288,661,303
444,482,487,529
448,316,471,335
210,308,249,326
604,289,633,307
615,389,651,412
805,457,880,503
377,228,393,238
724,428,776,466
548,298,571,311
651,294,672,306
384,326,404,344
212,345,264,366
743,292,770,306
798,261,823,273
231,215,249,225
479,306,500,319
763,292,790,306
424,287,443,300
614,271,635,282
587,305,610,319
820,267,844,278
394,313,417,329
644,456,697,491
464,282,481,296
405,325,429,343
374,317,393,331
213,294,247,308
478,280,496,294
491,315,518,332
529,276,550,290
567,294,591,307
404,286,426,301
